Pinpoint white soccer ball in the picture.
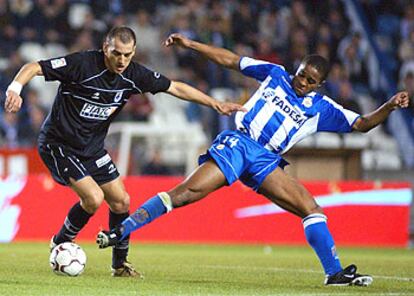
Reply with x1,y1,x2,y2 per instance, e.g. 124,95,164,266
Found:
49,242,87,276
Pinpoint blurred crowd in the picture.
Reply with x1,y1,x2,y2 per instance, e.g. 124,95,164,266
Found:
0,0,412,165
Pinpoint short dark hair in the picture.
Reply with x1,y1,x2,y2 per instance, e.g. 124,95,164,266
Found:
105,26,136,46
301,54,330,81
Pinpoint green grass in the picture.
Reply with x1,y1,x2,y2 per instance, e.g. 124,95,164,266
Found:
0,242,413,296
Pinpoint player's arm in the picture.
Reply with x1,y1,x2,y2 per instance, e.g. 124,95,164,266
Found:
166,81,245,116
4,62,43,113
352,91,409,132
164,33,241,71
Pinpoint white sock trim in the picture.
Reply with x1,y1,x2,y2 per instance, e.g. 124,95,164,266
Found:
158,192,173,213
302,213,327,229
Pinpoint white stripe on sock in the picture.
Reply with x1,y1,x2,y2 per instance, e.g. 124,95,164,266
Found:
158,192,173,213
302,214,327,229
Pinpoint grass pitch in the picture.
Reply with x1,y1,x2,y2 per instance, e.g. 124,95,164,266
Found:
0,242,413,296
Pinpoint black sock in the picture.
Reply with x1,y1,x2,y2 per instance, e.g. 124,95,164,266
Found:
109,210,130,269
54,202,92,244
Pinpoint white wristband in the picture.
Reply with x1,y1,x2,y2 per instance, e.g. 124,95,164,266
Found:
6,81,23,96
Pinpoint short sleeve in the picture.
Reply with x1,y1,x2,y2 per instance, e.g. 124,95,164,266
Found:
130,63,171,94
239,56,286,82
317,96,360,133
39,52,85,83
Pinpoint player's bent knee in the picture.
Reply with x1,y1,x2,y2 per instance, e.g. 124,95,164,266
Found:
109,196,130,213
81,201,101,214
81,192,104,213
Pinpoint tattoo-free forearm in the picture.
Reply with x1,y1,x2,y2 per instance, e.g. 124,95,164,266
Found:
12,62,43,86
167,81,219,110
354,102,394,132
186,40,240,70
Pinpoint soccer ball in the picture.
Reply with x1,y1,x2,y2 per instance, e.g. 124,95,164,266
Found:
49,242,87,276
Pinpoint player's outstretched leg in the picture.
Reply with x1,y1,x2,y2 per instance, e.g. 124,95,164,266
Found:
259,168,373,286
98,160,226,252
303,214,342,275
303,213,373,286
97,192,172,248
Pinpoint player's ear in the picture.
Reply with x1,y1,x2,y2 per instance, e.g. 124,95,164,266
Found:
103,41,108,54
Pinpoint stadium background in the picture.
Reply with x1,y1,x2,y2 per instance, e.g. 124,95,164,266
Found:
0,0,413,248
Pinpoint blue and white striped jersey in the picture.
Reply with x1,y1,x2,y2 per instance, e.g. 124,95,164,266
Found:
235,57,360,154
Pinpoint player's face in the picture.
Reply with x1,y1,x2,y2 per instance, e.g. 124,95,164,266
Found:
103,37,136,74
292,63,324,97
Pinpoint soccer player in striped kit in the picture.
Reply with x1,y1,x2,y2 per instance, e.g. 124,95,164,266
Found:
4,27,244,277
97,33,410,286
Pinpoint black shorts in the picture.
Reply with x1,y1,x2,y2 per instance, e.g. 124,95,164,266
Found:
38,143,120,186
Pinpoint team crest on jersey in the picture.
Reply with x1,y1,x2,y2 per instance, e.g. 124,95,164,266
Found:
80,103,117,120
50,58,67,69
302,97,313,108
114,91,123,102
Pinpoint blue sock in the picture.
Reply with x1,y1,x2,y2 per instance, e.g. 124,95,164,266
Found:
120,195,168,240
303,214,342,275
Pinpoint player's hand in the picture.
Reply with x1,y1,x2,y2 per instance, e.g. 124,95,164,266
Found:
214,102,247,116
164,33,192,49
4,90,23,113
388,91,409,110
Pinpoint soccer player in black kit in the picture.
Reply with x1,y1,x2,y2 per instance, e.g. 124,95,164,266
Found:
4,26,244,277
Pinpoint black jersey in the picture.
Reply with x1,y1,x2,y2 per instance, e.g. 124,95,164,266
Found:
38,50,171,158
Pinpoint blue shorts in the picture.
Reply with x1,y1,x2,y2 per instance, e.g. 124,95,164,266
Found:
199,130,288,191
38,143,119,186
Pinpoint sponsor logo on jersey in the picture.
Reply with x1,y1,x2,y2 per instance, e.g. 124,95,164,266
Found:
271,96,306,126
50,58,67,69
153,72,161,79
80,103,117,120
262,87,307,127
114,91,123,102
